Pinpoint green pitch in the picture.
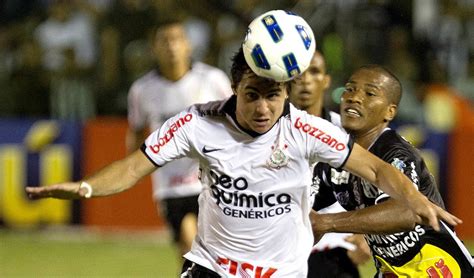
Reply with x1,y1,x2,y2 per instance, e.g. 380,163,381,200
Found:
1,228,472,277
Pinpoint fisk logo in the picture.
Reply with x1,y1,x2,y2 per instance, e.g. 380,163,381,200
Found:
217,257,277,278
294,117,346,151
149,114,192,154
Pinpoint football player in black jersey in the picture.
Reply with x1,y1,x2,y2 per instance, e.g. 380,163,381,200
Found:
311,65,474,277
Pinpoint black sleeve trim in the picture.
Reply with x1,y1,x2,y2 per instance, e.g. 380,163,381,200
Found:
140,143,162,168
338,135,355,169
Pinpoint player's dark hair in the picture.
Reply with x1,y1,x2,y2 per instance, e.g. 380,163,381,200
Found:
151,14,186,37
230,47,251,87
358,64,402,106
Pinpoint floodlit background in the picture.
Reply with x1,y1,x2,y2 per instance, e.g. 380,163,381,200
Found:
0,0,473,277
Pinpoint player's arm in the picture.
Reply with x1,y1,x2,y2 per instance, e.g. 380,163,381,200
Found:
25,149,156,199
342,143,461,231
311,198,417,235
126,128,146,153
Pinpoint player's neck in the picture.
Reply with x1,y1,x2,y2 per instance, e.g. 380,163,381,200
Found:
305,102,324,118
160,63,190,81
353,125,387,149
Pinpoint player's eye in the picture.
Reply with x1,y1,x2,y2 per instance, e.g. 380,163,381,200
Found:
267,92,281,100
366,91,376,97
308,67,320,75
245,92,259,100
343,87,354,94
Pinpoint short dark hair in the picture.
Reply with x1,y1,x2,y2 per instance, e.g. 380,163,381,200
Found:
357,65,402,106
151,14,186,36
230,47,252,88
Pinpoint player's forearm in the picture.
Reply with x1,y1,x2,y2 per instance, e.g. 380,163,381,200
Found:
344,145,420,205
83,150,155,197
374,161,421,204
312,199,416,234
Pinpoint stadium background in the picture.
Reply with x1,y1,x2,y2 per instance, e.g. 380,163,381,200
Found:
0,0,473,277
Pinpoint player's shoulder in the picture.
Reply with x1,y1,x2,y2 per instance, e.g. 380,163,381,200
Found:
130,70,160,91
371,129,421,160
192,62,227,76
190,98,229,118
374,129,415,150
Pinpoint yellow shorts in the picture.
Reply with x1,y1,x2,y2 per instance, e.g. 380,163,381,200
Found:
376,244,461,277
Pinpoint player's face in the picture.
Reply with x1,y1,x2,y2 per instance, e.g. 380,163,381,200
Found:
152,24,191,68
235,71,288,134
289,52,330,111
340,69,394,136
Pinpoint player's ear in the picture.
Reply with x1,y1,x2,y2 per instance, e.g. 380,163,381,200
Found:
323,74,331,91
384,104,397,122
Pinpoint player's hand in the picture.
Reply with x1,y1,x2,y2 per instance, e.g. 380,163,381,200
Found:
345,235,371,265
25,182,86,200
408,194,462,231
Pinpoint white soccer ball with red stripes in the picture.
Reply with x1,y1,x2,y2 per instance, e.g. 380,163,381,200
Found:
242,10,316,82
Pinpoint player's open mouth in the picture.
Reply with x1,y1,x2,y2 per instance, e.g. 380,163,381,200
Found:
344,107,361,117
297,91,312,99
253,119,269,126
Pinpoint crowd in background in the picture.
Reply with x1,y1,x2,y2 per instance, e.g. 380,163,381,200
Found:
0,0,472,125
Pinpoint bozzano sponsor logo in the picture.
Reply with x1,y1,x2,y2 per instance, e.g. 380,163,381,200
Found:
294,117,346,151
149,113,192,154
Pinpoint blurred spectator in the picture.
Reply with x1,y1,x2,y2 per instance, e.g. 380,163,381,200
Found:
49,47,96,120
35,1,96,73
34,0,97,121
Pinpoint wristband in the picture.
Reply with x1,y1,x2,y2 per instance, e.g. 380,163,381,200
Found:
79,182,93,198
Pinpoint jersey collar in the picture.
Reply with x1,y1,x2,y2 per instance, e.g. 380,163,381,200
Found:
321,107,331,121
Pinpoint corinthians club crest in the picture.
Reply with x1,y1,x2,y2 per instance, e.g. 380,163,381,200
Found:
267,143,289,169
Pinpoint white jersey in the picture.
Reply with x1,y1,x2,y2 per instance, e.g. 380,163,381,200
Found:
128,62,231,200
142,97,353,277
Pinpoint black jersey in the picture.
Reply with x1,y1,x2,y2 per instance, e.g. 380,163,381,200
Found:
313,129,474,277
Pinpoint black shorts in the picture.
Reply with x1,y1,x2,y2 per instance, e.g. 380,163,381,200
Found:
307,247,360,278
181,259,220,278
160,195,199,242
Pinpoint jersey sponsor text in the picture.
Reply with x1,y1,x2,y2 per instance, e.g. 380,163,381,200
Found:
366,225,426,259
294,117,346,151
209,170,292,219
149,113,192,154
217,257,277,278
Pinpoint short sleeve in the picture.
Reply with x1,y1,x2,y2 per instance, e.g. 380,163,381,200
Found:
291,109,353,168
141,110,196,167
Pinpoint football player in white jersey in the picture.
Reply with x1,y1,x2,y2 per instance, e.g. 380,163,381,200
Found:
289,50,370,278
26,48,462,277
126,17,231,261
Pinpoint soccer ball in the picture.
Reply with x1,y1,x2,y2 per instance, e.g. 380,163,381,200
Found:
242,10,316,82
